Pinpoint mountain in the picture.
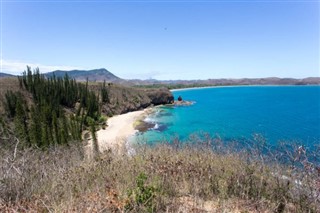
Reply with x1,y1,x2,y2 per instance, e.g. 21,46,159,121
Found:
1,68,319,86
0,72,15,78
131,77,320,86
44,68,124,82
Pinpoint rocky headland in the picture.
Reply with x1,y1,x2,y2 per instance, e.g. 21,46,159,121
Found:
92,84,174,116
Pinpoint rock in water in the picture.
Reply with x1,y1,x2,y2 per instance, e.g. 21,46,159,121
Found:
174,100,195,106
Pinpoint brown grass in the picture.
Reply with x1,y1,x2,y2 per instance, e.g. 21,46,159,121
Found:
1,133,319,212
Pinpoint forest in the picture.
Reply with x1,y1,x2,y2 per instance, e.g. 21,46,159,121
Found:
3,66,105,148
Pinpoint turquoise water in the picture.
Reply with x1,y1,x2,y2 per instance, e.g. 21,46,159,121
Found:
134,86,320,146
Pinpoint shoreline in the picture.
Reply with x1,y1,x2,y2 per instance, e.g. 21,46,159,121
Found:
170,84,319,92
92,109,152,154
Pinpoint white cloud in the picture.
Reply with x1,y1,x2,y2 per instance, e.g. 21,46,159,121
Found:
0,59,85,75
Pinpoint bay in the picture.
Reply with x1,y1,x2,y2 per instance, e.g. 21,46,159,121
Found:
134,86,320,147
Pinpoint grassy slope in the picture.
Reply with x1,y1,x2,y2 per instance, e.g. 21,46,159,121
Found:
1,136,319,212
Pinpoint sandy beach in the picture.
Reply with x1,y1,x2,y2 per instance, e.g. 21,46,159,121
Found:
92,109,149,154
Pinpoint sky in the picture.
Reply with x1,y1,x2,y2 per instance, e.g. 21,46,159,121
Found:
0,0,319,80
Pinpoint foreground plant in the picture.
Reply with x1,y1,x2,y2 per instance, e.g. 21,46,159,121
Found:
0,134,319,212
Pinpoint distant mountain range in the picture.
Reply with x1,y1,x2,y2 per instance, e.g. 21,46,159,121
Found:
0,72,14,78
128,77,320,86
147,77,320,86
0,69,319,86
45,68,124,83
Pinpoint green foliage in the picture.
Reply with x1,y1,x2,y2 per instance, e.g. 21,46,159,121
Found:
3,66,102,148
3,91,21,118
101,80,109,103
13,96,30,145
3,91,31,145
126,172,158,212
97,115,106,124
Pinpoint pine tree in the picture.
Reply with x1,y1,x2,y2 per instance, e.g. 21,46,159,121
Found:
101,80,109,103
4,91,23,118
89,119,99,158
14,95,30,145
51,111,59,145
60,114,69,145
29,106,42,146
6,66,103,148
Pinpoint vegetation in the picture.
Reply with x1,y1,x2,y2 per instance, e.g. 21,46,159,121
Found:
101,79,110,104
0,68,319,212
2,66,101,147
0,131,319,212
0,67,172,148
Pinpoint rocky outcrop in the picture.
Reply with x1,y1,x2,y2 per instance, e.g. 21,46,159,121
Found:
173,100,195,106
146,88,174,105
99,85,174,116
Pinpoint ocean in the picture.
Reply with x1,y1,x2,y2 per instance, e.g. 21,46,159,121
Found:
133,86,320,148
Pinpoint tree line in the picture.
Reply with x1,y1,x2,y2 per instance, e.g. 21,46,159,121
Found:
3,66,109,148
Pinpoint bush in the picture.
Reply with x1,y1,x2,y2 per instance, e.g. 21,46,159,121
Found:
126,172,158,212
0,135,319,212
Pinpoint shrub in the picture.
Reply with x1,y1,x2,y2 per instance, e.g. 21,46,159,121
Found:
126,172,159,212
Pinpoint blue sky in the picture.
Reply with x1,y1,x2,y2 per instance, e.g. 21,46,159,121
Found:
1,0,319,80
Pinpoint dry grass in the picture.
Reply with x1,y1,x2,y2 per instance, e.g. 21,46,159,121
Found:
1,133,319,212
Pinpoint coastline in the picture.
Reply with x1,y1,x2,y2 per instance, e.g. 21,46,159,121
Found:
170,85,258,92
92,109,151,154
170,86,217,92
170,84,319,92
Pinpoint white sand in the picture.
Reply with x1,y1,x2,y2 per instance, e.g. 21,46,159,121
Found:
95,109,147,153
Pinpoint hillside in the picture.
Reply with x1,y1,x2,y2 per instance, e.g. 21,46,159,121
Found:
0,68,125,83
0,77,173,118
1,133,319,212
0,69,173,150
0,72,14,78
88,83,174,116
45,68,125,83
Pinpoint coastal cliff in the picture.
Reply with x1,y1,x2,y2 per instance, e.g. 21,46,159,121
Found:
145,87,174,105
89,84,174,116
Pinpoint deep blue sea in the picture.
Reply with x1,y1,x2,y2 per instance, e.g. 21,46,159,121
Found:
134,86,320,147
